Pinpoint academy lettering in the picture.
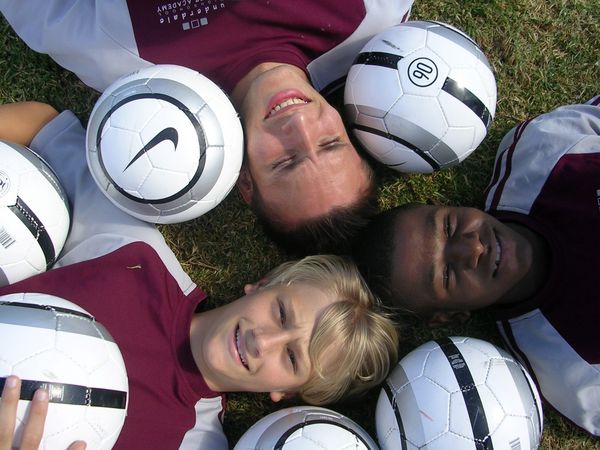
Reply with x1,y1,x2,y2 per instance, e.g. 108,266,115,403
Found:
156,1,192,13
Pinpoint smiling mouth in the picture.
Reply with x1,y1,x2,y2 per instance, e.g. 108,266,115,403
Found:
235,325,250,371
267,97,309,118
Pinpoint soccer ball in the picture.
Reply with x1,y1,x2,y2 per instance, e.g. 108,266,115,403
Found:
234,406,379,450
86,64,244,224
0,292,128,449
344,21,497,173
0,141,71,287
376,336,543,450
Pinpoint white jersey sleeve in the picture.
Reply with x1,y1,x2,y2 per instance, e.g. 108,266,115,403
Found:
307,0,413,94
29,111,196,294
0,0,150,92
179,397,228,450
489,95,600,436
484,96,600,214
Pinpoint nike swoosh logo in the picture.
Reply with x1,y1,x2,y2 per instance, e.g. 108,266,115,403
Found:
123,127,179,171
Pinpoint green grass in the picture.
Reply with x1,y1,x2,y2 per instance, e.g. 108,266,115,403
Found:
1,1,599,448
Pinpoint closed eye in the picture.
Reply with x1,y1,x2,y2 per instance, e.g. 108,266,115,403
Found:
278,300,298,372
443,264,450,289
287,348,297,372
272,155,296,170
278,299,287,326
320,137,343,149
445,214,452,237
442,214,451,290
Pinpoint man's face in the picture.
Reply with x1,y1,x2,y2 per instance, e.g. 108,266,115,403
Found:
236,65,370,227
390,205,534,313
192,282,336,401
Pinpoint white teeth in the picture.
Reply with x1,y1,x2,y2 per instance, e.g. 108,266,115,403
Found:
236,327,249,370
269,97,307,116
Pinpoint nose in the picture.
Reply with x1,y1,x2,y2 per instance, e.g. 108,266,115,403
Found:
447,232,485,270
249,327,290,358
280,109,318,156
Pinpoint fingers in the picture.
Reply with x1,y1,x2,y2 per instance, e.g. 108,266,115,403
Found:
0,377,86,450
0,376,21,449
18,388,49,450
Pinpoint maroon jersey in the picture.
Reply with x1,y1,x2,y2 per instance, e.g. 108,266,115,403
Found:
484,96,600,435
0,111,227,449
126,0,366,91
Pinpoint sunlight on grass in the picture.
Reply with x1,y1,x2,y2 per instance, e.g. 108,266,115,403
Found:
1,1,598,447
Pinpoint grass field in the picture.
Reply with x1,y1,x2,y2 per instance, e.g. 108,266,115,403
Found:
1,1,599,448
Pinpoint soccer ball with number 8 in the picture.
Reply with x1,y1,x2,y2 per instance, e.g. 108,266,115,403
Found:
344,21,497,173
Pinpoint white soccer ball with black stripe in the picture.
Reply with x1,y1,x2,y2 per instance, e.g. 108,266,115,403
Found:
0,292,128,450
86,64,243,224
0,141,70,287
234,406,379,450
376,336,543,450
344,21,497,173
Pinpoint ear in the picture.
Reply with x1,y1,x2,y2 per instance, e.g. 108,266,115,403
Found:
243,283,258,295
243,278,269,295
237,166,253,205
427,311,471,328
269,391,295,402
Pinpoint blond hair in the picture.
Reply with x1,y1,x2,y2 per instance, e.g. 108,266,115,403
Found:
264,255,399,405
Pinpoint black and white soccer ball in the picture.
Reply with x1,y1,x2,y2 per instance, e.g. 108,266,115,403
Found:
86,64,244,224
0,141,70,287
344,21,497,173
234,406,379,450
0,292,128,449
376,336,543,450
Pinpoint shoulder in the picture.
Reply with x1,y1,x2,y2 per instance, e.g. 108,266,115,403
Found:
308,0,414,95
484,97,600,213
497,97,600,161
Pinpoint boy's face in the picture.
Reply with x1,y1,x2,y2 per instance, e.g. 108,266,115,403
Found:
390,205,534,313
236,65,370,228
191,282,336,401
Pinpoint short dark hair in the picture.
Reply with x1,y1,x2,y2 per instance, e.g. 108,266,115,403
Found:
351,203,421,306
251,161,379,256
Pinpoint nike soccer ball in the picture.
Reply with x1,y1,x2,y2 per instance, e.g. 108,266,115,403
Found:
344,21,497,173
376,336,543,450
0,140,71,286
0,292,128,449
234,406,379,450
86,64,244,224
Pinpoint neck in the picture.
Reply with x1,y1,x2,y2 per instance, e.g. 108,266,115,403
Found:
500,222,551,305
188,310,219,392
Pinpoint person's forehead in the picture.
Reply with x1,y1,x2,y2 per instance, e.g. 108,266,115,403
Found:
259,160,371,225
287,283,333,314
391,205,439,302
286,284,337,369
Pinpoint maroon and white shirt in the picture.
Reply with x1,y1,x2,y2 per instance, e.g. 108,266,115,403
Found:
0,0,413,93
0,112,228,449
483,95,600,436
